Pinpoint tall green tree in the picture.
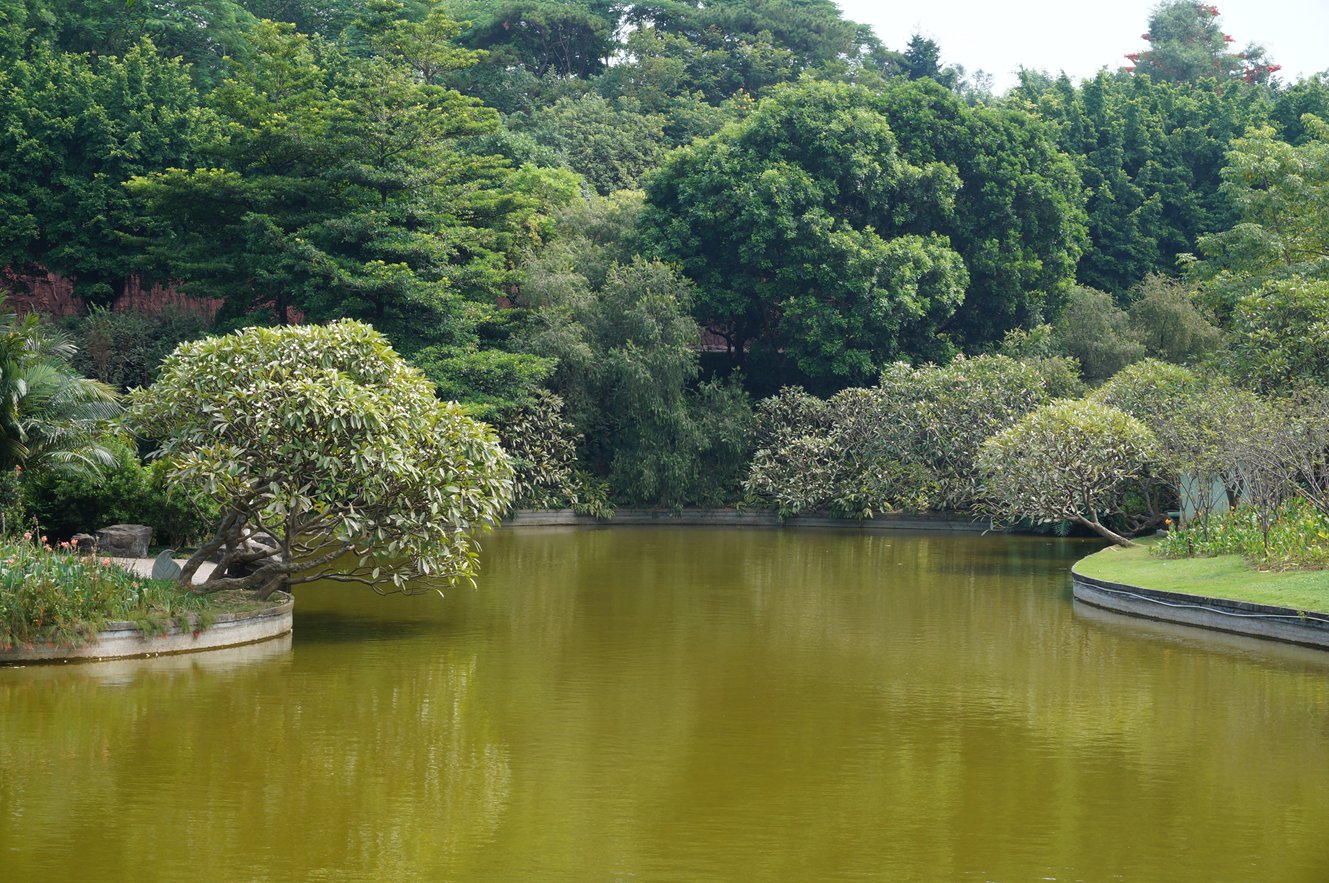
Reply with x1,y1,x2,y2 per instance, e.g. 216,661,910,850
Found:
129,11,575,348
1018,69,1270,297
873,79,1086,347
643,79,1085,388
514,194,753,506
1193,117,1329,310
642,80,969,391
35,0,257,86
514,93,667,194
0,38,213,301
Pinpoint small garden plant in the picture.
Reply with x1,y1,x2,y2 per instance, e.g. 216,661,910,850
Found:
1153,502,1329,570
0,534,216,649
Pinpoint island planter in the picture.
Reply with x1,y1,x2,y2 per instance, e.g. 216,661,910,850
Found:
0,594,293,664
1071,567,1329,651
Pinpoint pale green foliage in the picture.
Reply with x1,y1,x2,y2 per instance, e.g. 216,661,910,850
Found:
979,399,1161,545
130,321,513,595
745,355,1080,516
881,355,1085,509
1224,277,1329,390
494,389,593,512
1125,275,1222,365
1091,359,1204,518
1091,359,1202,443
1196,118,1329,310
745,386,929,518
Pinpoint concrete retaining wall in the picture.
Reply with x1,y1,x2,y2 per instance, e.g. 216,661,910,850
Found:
0,595,294,664
506,508,992,532
1071,568,1329,650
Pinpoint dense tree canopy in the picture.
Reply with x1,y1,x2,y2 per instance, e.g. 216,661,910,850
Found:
130,320,513,597
643,78,1085,390
127,11,577,348
0,37,213,301
643,80,969,391
1017,70,1269,297
2,0,1327,519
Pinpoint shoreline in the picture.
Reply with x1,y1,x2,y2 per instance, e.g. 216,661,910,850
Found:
504,508,994,532
1071,561,1329,651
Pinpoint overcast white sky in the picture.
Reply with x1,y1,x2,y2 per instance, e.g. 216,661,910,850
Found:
835,0,1329,93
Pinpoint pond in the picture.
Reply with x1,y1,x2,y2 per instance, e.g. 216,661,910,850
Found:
2,527,1327,881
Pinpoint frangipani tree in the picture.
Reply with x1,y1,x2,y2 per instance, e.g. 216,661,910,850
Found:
979,399,1160,546
130,321,513,598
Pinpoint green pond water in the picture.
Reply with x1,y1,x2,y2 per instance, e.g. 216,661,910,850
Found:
2,527,1328,881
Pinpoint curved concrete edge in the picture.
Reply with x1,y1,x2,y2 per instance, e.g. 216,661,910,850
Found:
1071,566,1329,651
0,595,294,664
505,508,993,532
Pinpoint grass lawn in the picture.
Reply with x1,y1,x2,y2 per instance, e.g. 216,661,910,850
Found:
1075,541,1329,613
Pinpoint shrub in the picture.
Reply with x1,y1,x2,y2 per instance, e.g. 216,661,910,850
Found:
69,307,211,392
1154,501,1329,570
22,445,217,546
1126,275,1221,365
23,442,150,540
1051,286,1146,383
0,467,24,537
745,355,1079,517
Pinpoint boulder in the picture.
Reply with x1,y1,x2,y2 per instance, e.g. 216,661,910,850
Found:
71,533,97,555
218,529,286,578
96,524,153,559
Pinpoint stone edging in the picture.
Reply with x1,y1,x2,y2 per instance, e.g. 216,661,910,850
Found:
505,508,992,532
0,595,294,664
1071,566,1329,650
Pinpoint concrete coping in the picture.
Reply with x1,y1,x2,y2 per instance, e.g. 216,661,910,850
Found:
0,594,294,665
1071,564,1329,651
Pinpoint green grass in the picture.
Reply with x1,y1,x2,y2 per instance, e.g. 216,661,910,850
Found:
1076,539,1329,613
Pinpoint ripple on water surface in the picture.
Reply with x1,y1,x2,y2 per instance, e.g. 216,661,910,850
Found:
2,527,1327,881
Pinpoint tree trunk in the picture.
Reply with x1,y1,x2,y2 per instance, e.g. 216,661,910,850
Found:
1073,514,1138,547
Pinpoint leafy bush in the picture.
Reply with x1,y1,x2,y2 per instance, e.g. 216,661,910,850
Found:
23,444,217,546
68,307,211,392
1154,501,1329,570
1051,286,1146,383
745,355,1076,517
24,443,150,540
1126,275,1221,365
1224,278,1329,391
979,399,1161,546
0,536,209,648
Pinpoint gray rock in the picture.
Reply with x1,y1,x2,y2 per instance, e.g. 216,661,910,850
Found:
220,529,286,578
96,524,153,559
71,533,97,555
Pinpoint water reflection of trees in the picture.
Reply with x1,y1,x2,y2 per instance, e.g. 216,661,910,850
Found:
0,635,510,879
476,528,1329,879
3,528,1328,879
